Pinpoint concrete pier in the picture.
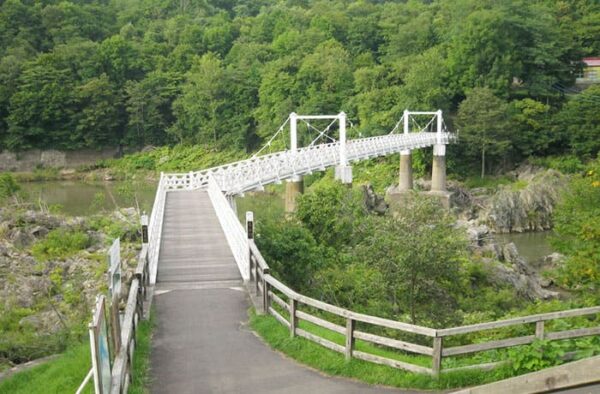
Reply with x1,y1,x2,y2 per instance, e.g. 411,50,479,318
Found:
398,151,413,191
431,145,446,192
285,177,304,213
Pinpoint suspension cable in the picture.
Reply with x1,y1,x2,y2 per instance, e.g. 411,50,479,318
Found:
251,116,291,158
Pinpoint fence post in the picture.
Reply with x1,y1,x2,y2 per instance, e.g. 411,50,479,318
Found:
432,336,443,376
141,213,149,245
263,268,270,313
246,212,257,293
536,320,545,340
345,318,355,361
290,298,297,338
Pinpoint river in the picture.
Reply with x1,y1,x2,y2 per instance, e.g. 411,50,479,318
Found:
495,231,554,264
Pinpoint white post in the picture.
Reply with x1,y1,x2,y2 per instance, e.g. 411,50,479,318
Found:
339,112,347,167
436,109,443,144
290,112,298,153
403,109,409,134
334,112,352,184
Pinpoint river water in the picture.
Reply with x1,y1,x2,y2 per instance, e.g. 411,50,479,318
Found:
495,231,554,264
20,180,157,216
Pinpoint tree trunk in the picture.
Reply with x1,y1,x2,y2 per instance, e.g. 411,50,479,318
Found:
481,147,486,179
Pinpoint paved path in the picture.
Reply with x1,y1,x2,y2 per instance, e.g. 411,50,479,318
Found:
150,190,412,393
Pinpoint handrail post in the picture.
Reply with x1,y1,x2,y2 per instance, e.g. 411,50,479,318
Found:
535,320,545,340
432,336,443,376
262,269,270,313
345,318,355,361
290,298,297,338
246,212,256,291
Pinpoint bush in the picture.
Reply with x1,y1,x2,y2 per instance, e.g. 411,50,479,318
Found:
31,229,91,261
0,173,20,200
529,155,585,174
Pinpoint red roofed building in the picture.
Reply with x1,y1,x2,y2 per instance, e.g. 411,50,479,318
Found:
576,57,600,85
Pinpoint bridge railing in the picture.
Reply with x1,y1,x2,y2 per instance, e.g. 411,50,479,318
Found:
206,174,250,280
247,238,600,376
159,132,454,195
148,173,167,284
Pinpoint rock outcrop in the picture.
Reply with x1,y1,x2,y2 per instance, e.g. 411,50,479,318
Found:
482,169,567,233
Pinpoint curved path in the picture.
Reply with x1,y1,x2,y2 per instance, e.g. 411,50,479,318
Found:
149,191,417,393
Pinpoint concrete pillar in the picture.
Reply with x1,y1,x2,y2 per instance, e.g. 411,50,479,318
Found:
431,144,446,192
398,150,413,191
285,177,304,213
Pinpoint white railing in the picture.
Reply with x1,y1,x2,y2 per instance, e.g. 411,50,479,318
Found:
148,173,167,284
162,132,453,196
206,175,250,280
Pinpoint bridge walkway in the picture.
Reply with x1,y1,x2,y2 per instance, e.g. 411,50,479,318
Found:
150,190,406,393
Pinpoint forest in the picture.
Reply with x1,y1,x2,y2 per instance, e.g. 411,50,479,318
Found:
0,0,599,176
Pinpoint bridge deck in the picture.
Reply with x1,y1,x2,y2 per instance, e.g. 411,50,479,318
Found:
150,190,406,393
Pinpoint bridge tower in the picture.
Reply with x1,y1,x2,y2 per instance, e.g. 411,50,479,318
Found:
285,112,351,213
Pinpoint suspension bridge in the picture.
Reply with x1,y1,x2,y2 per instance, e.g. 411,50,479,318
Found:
100,110,600,393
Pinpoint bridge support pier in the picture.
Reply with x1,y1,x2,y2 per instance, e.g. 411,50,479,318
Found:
431,144,446,193
398,150,413,191
429,144,452,209
285,177,304,213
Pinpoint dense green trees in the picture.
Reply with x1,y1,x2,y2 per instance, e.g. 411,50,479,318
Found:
0,0,598,172
552,158,600,296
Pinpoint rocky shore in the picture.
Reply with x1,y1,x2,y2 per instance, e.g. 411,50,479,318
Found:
0,206,140,367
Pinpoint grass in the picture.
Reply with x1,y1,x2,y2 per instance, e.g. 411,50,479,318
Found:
129,309,155,394
0,342,93,394
249,310,514,390
0,309,155,394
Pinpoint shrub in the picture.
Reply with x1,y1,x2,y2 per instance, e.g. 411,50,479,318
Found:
31,229,91,261
0,173,20,200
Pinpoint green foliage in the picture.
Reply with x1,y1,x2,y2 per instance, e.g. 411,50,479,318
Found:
551,157,600,293
456,87,512,178
296,176,366,248
529,155,585,174
508,340,567,373
255,219,330,293
353,195,468,326
553,85,600,158
0,173,20,199
31,229,90,261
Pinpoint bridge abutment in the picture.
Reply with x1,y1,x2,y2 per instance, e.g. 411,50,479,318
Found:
285,177,304,213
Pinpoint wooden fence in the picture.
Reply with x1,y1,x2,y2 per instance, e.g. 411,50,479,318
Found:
248,238,600,376
109,244,150,393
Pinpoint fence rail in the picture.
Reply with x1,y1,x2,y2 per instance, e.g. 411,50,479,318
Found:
247,236,600,376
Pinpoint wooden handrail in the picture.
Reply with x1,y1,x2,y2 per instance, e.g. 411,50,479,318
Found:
247,238,600,376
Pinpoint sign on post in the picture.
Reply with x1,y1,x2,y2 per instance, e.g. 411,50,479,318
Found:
89,295,111,394
108,238,121,298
